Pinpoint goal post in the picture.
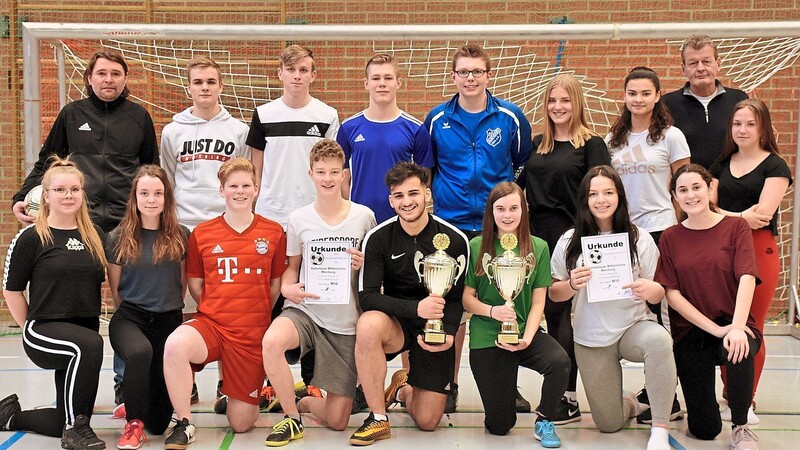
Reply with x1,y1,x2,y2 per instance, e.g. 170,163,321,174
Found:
19,21,800,331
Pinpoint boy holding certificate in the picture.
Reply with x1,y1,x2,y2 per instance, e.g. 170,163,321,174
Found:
261,139,376,446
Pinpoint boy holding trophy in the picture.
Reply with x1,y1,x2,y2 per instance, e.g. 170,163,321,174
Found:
351,162,469,446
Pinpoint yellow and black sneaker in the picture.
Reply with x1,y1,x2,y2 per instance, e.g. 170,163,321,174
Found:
265,415,304,447
383,369,408,409
349,412,391,446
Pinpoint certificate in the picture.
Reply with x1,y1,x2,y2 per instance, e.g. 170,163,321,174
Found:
304,241,351,305
580,232,634,303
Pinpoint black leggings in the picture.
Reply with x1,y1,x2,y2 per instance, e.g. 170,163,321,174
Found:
469,329,571,435
674,326,760,440
109,303,182,435
11,318,103,437
532,212,579,392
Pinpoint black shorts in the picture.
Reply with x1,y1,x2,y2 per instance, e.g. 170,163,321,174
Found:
386,317,455,395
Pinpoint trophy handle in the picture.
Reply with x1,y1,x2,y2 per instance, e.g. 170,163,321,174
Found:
413,251,424,283
524,253,536,283
481,253,494,284
453,254,466,283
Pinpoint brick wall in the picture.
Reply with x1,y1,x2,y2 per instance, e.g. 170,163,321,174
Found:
1,0,799,321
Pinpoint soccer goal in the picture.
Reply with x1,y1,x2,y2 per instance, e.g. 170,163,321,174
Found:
18,21,800,332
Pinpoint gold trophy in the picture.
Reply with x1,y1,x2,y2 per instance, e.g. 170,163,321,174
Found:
414,233,466,344
481,233,535,344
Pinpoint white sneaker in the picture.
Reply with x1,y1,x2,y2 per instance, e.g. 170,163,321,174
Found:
730,424,759,450
720,404,759,425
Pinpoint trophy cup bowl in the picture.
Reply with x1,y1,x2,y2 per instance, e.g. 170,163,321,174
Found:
481,234,535,345
414,234,465,345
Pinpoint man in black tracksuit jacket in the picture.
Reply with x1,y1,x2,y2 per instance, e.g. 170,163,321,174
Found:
13,50,158,232
662,34,748,170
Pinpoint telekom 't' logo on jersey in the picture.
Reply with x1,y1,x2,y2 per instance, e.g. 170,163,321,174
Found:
217,256,263,282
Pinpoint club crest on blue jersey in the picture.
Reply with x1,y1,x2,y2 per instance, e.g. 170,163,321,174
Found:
254,238,268,255
486,128,502,147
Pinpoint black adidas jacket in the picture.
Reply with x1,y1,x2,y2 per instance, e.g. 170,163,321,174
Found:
13,92,159,232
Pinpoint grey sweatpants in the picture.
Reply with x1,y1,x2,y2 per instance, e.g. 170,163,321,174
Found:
575,319,676,432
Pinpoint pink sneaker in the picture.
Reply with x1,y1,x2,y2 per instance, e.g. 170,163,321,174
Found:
117,419,147,450
112,403,127,419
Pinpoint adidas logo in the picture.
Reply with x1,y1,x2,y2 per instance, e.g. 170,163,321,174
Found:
249,389,259,398
444,382,451,391
306,124,322,137
78,122,92,132
211,244,224,254
354,133,365,143
612,144,656,175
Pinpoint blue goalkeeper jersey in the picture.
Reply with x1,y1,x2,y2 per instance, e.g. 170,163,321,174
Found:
338,111,433,222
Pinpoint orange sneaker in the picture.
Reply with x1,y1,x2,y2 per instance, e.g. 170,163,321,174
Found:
117,419,147,450
111,403,126,419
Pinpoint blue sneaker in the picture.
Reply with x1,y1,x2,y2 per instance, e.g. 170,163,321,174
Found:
534,420,561,448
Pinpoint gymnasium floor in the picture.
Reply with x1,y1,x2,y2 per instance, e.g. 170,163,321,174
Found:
0,330,798,449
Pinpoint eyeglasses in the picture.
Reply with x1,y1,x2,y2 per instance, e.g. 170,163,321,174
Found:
48,187,83,197
454,69,487,78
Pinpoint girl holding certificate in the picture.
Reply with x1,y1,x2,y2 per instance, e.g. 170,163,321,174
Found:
710,99,791,424
550,166,676,450
462,182,570,449
655,164,760,450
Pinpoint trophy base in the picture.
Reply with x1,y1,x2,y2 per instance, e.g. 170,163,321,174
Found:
497,333,519,345
423,330,447,345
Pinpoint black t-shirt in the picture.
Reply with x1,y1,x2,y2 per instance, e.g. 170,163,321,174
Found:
3,226,105,320
523,135,610,223
359,214,470,336
710,152,792,235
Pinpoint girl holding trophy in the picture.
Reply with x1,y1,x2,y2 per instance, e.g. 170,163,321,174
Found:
549,165,676,450
462,182,570,449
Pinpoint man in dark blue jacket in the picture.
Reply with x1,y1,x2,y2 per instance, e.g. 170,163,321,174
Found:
423,44,533,414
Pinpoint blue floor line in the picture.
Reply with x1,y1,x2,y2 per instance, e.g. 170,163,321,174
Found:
669,434,687,450
0,432,25,450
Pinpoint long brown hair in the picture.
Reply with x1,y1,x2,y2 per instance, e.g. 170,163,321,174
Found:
719,98,780,163
537,74,598,154
475,182,534,276
34,156,106,265
114,165,186,264
607,67,673,149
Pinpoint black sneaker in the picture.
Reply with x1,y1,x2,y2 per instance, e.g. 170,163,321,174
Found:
351,385,367,415
213,395,228,415
444,383,459,414
550,397,581,425
164,417,195,450
635,389,684,424
265,415,304,447
114,386,123,406
61,414,106,450
349,412,391,446
0,394,22,431
0,394,21,431
515,388,531,413
190,383,199,405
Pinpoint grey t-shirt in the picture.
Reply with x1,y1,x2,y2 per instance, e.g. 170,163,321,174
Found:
105,226,189,313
